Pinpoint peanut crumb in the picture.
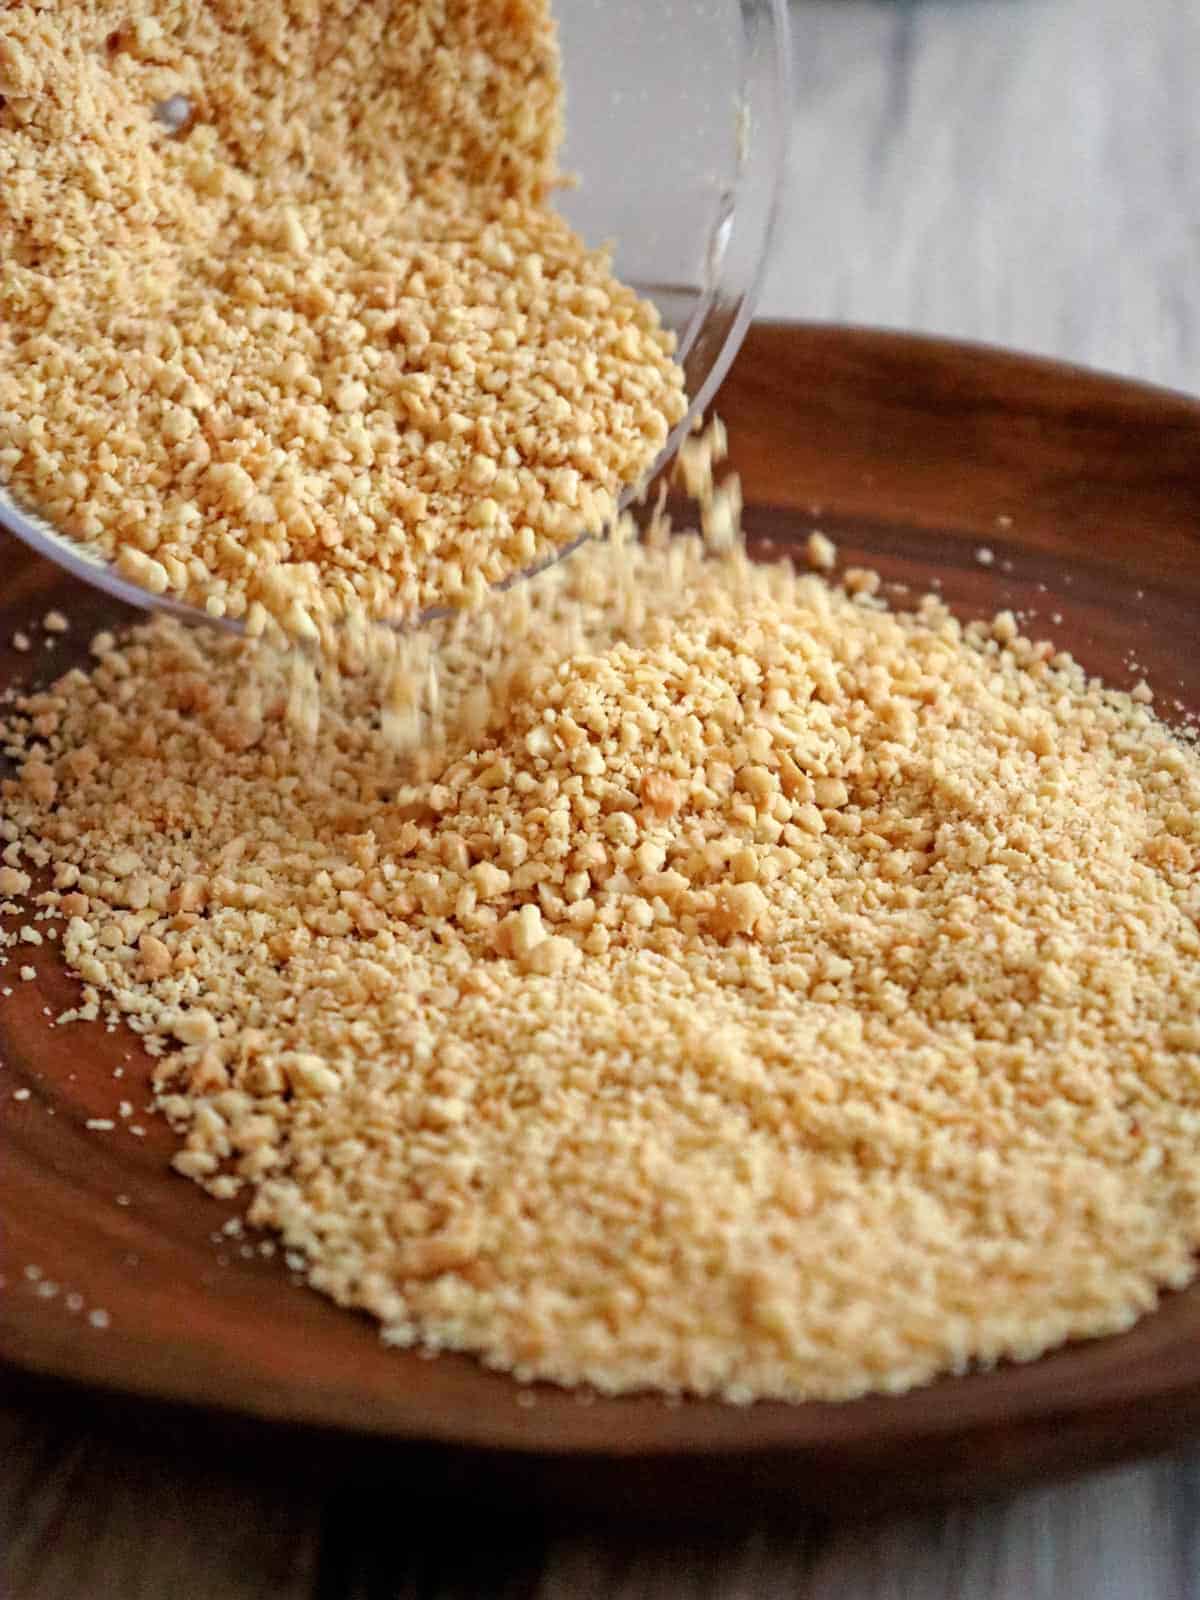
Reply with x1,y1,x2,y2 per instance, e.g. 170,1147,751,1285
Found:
805,531,837,572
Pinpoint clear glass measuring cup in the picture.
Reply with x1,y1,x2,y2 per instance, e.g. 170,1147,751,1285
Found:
0,0,792,626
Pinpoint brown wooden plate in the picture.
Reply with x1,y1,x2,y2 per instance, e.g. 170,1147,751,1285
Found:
3,323,1199,1517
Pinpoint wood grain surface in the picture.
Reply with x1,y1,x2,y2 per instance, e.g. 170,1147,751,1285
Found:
5,1,1200,1594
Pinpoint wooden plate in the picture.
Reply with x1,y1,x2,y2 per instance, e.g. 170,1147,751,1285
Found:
3,323,1200,1518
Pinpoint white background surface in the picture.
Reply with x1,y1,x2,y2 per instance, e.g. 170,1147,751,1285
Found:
766,0,1200,398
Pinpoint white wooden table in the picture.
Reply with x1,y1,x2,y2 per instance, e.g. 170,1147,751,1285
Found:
767,0,1200,398
4,1,1198,1594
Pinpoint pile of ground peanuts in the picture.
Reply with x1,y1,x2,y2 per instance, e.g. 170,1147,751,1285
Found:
2,0,1200,1407
0,0,685,640
3,527,1200,1403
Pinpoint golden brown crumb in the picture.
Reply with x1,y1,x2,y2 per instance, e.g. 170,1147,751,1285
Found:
843,566,881,597
0,0,685,639
805,531,837,572
3,521,1199,1405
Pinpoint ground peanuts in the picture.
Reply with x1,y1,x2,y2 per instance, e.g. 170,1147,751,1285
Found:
4,0,1200,1408
3,532,1200,1404
0,0,686,638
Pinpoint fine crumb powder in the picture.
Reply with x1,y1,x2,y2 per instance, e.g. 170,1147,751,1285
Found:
0,1,686,638
3,533,1199,1404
